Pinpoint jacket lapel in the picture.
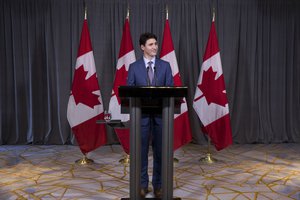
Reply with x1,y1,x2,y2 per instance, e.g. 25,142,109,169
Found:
137,59,148,85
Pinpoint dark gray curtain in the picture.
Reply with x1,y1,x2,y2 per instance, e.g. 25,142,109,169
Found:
1,0,299,146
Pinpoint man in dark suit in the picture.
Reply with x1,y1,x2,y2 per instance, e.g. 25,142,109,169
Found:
127,32,174,198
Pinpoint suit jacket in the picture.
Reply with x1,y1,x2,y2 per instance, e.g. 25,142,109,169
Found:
127,57,174,87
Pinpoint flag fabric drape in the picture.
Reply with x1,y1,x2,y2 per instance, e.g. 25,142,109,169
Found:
160,19,193,150
193,18,233,151
108,18,136,154
67,19,107,154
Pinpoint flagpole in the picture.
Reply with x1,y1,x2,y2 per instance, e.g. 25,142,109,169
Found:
118,6,131,166
165,4,179,164
198,8,218,164
74,5,96,165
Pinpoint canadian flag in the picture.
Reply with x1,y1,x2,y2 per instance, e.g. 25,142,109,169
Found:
67,19,107,154
193,18,232,151
108,17,136,154
160,19,193,150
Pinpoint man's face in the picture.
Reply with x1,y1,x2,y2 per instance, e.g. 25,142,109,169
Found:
141,38,158,59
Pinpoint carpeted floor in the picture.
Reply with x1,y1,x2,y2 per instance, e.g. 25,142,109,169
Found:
0,143,300,199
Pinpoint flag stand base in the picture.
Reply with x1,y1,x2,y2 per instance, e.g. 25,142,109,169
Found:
75,156,94,165
119,154,130,165
199,137,217,164
199,153,217,164
173,157,179,163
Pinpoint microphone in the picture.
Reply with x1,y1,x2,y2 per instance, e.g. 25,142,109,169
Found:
147,66,150,86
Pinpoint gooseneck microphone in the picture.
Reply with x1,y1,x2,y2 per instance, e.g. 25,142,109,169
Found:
147,66,150,86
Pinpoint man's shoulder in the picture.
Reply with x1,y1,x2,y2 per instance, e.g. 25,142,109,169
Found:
130,58,144,66
155,58,170,66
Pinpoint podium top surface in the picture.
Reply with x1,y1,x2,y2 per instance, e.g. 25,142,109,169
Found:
118,86,188,98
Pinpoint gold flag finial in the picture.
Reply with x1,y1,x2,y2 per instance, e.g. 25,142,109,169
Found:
166,5,169,20
126,5,130,20
84,6,87,19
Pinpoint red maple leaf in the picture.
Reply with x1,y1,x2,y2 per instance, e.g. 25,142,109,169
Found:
195,67,227,107
113,64,128,104
71,65,101,108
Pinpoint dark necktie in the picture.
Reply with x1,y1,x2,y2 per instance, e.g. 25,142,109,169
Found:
147,61,154,85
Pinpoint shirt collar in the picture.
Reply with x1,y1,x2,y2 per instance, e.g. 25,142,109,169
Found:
143,57,156,68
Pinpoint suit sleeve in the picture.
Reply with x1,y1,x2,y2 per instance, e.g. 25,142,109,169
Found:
127,63,135,86
165,62,174,86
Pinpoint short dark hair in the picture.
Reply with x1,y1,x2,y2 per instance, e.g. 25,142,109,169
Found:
139,32,157,46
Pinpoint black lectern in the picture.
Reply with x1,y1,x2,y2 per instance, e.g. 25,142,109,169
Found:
119,86,187,200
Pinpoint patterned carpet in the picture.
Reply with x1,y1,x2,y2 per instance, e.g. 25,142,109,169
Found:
0,143,300,200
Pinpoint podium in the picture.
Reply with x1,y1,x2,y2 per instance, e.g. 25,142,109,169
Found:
119,86,187,200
